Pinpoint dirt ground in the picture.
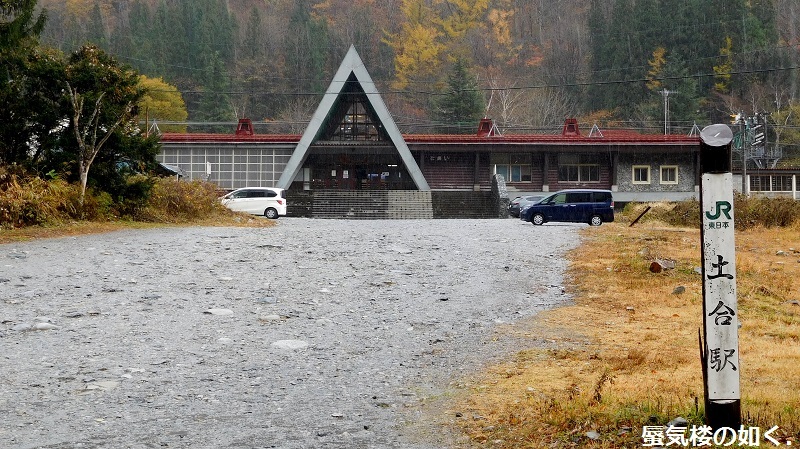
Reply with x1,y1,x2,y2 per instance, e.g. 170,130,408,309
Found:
0,218,580,449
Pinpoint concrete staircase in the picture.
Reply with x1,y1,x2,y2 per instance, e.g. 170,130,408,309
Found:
312,190,433,219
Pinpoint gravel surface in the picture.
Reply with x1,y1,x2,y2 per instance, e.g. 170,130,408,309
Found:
1,218,580,449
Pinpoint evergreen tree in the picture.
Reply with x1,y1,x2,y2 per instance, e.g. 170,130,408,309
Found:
86,2,106,48
284,0,329,94
0,0,54,166
0,0,46,51
126,1,155,75
196,51,232,125
431,58,485,134
233,7,281,121
242,6,263,61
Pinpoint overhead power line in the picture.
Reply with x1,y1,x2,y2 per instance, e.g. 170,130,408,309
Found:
164,64,800,98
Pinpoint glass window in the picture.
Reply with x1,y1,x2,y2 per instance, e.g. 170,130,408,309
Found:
592,191,611,202
633,165,650,184
551,193,567,204
774,176,792,191
750,176,768,191
495,164,509,179
559,164,598,182
581,165,599,182
495,164,530,182
660,166,678,184
558,165,577,182
558,154,600,183
567,192,592,203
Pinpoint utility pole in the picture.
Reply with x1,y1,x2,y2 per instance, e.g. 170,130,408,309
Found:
662,89,677,135
740,115,747,195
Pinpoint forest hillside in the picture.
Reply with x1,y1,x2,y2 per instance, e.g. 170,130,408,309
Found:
35,0,800,153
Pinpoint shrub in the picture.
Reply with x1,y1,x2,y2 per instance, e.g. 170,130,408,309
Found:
733,194,800,229
0,170,239,227
0,169,84,227
135,178,229,222
622,195,800,230
114,175,156,219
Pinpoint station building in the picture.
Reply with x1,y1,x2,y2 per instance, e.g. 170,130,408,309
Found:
157,46,798,217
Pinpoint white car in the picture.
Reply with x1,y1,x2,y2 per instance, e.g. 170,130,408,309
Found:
220,187,287,219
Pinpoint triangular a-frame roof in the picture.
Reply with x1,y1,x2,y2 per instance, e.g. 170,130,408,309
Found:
277,46,429,190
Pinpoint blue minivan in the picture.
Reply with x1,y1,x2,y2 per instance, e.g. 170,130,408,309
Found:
520,189,614,226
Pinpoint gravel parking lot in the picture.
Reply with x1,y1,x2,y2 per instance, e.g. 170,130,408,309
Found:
1,218,580,449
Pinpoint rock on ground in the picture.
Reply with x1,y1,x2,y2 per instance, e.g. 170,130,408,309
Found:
0,218,580,449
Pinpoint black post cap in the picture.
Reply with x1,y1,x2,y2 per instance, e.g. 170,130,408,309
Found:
700,124,733,174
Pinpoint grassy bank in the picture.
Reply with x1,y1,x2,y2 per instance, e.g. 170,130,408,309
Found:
456,215,800,447
0,176,272,243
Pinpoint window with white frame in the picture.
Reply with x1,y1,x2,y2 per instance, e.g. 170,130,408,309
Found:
557,154,600,182
660,165,678,184
491,153,532,182
750,175,793,191
632,165,650,184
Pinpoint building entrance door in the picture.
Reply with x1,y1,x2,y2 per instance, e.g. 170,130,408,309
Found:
307,153,414,190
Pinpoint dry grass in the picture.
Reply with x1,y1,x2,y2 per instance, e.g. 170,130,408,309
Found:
1,173,275,241
0,216,274,244
456,220,800,448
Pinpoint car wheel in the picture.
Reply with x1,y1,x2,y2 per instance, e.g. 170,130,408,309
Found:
589,215,603,226
532,214,545,225
265,208,279,219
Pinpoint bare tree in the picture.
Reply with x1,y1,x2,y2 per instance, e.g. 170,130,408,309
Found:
484,70,525,131
66,82,135,208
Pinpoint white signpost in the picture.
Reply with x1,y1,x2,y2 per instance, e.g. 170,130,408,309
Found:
699,124,741,429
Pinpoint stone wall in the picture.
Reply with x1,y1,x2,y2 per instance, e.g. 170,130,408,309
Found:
491,174,510,218
616,153,695,193
286,189,501,219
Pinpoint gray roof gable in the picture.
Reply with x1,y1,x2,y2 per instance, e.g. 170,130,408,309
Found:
276,46,429,190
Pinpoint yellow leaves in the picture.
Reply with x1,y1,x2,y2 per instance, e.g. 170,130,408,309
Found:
399,0,436,24
137,75,188,133
713,36,734,93
487,8,514,48
434,0,489,39
646,46,667,92
384,0,444,89
387,0,509,89
581,109,620,128
388,24,445,89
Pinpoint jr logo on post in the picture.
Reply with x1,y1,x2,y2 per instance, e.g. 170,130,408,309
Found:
705,201,732,220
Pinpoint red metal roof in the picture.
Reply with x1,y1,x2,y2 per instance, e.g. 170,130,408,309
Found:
404,131,699,145
159,133,302,143
160,130,699,145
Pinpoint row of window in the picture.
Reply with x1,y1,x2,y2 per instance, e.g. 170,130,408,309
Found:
750,175,795,192
158,148,292,189
494,163,679,184
633,165,679,185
